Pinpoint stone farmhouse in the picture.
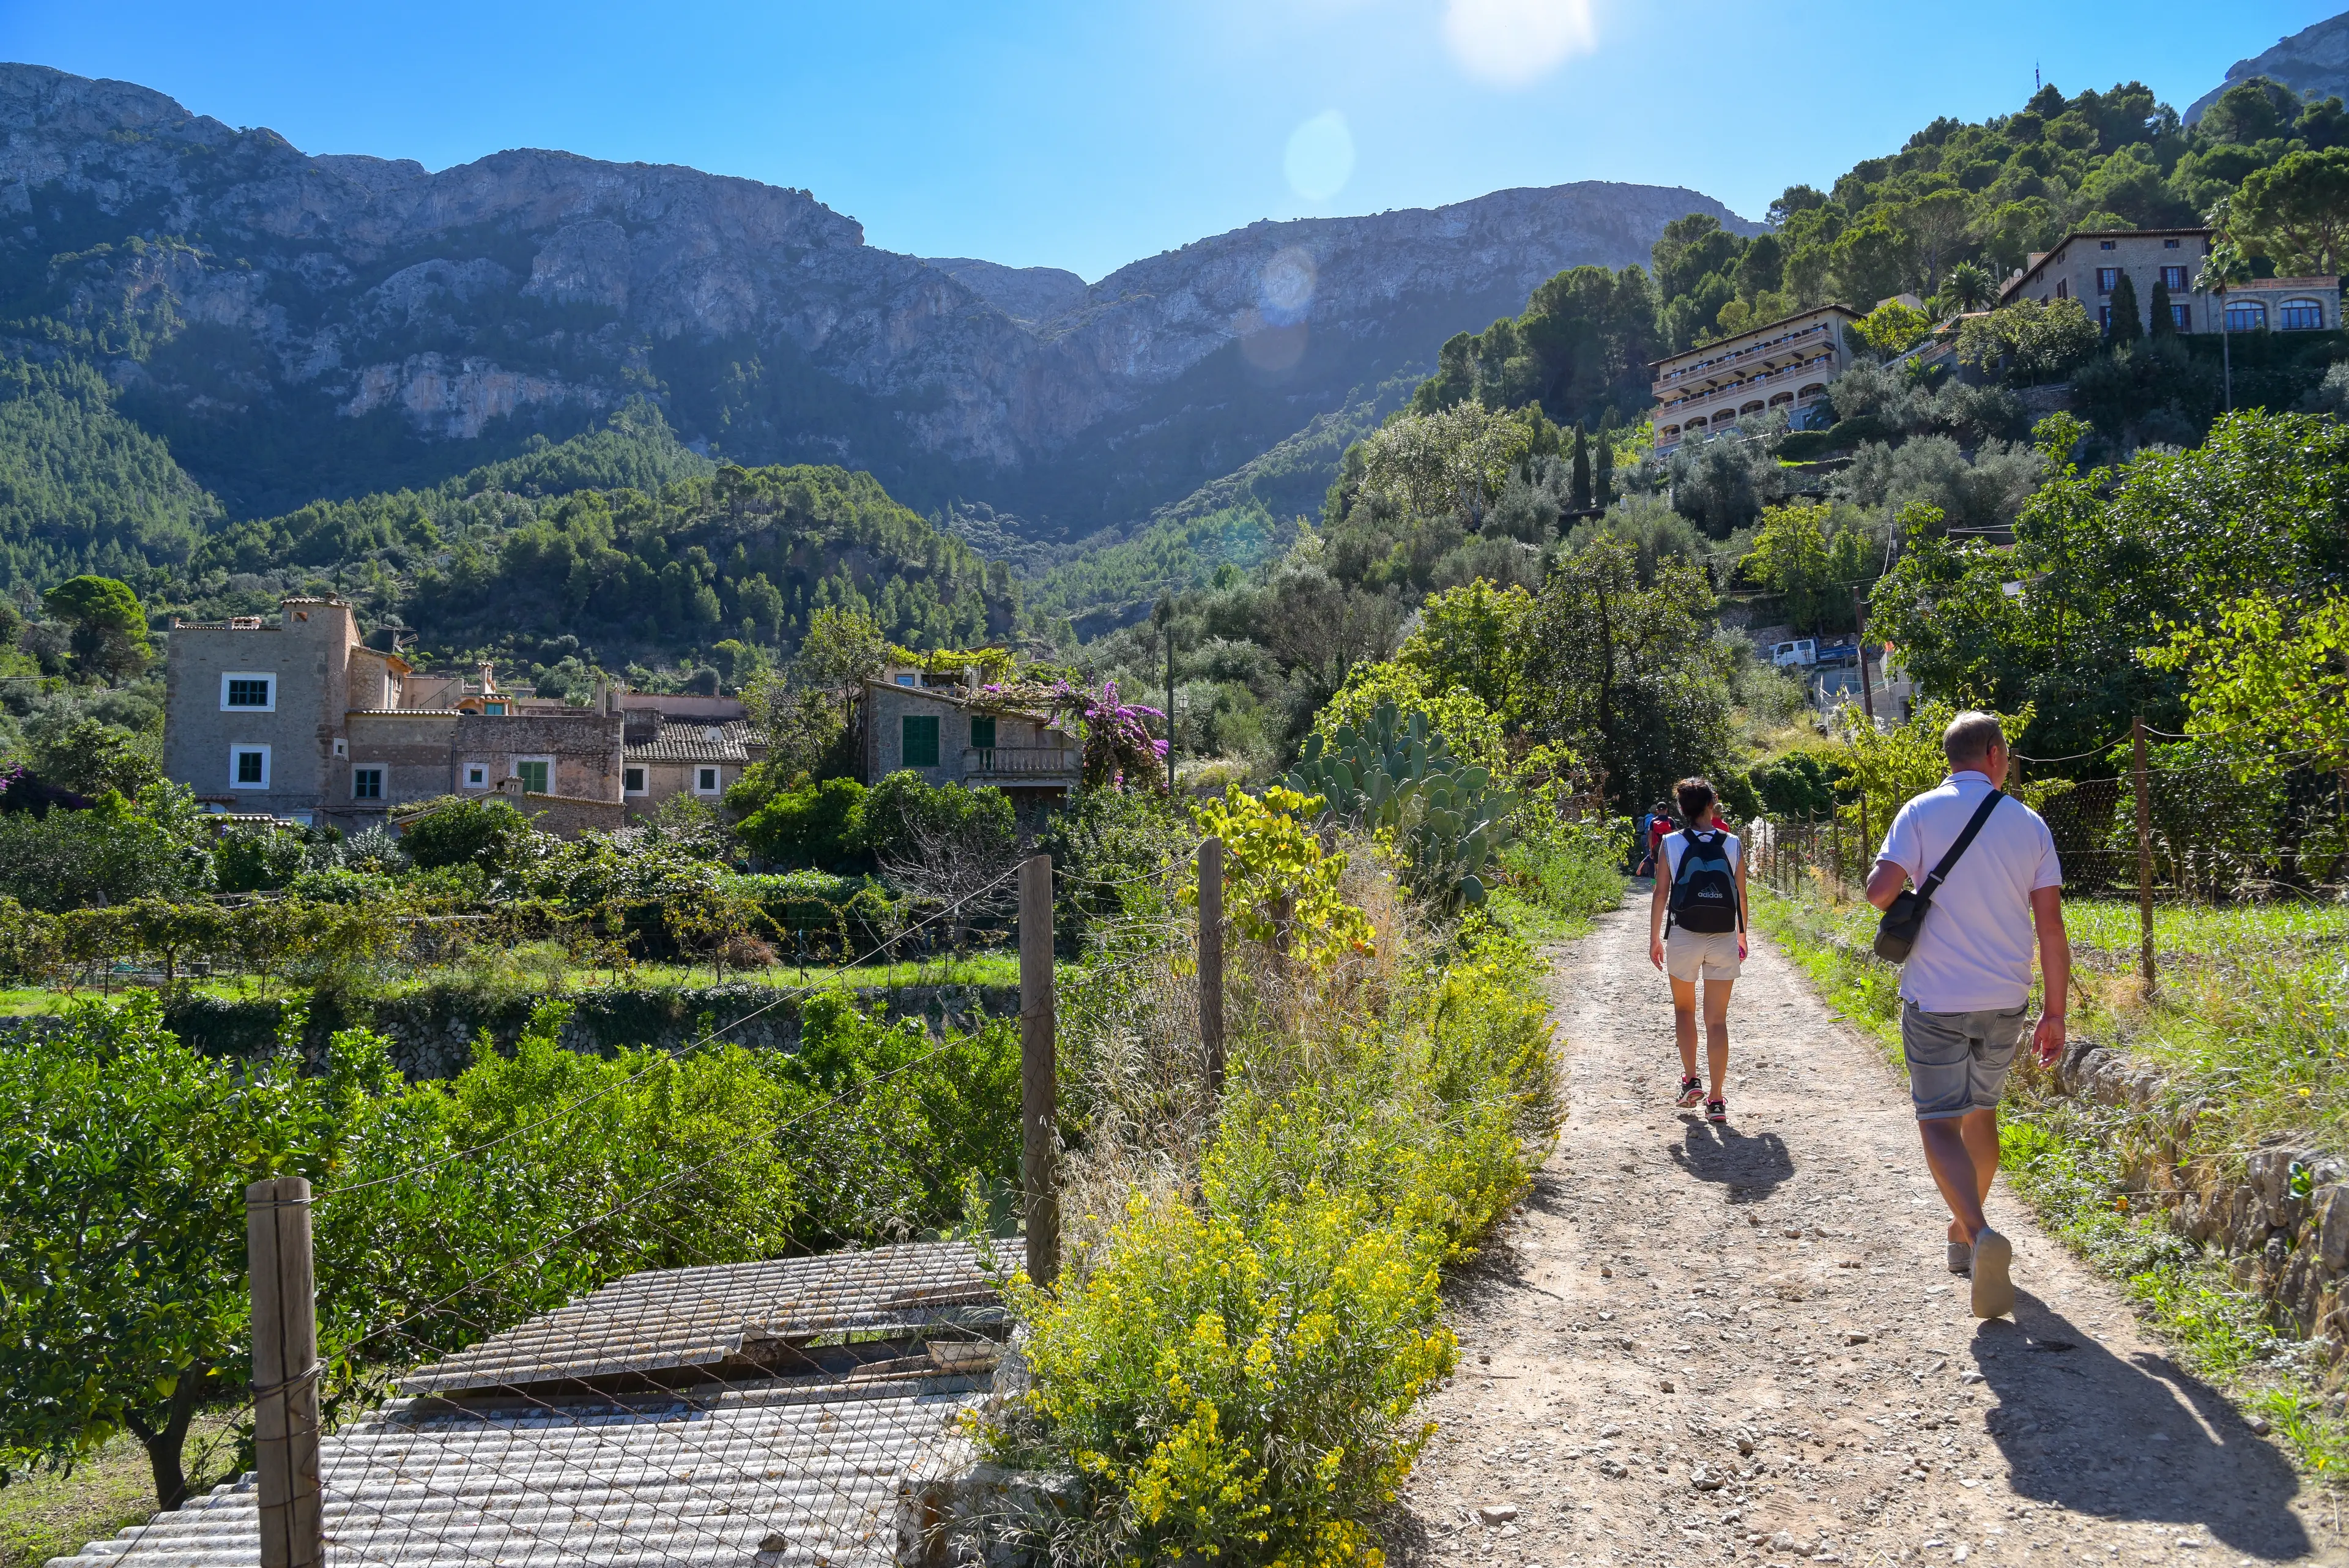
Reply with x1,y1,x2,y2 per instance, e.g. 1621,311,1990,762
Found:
860,666,1080,809
1997,226,2337,335
162,597,766,834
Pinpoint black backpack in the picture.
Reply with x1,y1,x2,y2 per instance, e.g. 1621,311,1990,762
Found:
1667,828,1741,935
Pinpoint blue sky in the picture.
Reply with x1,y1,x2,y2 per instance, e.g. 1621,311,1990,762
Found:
2,1,2342,280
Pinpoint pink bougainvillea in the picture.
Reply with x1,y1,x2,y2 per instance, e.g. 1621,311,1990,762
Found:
979,678,1167,792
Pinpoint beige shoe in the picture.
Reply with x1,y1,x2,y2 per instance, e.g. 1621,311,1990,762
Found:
1946,1240,1973,1275
1970,1229,2014,1319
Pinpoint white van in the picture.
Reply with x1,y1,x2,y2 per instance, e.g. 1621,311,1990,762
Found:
1770,638,1817,668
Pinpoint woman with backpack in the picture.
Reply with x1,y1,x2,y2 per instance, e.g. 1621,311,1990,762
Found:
1647,776,1750,1124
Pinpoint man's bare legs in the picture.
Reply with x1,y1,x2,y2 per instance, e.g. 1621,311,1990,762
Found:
1668,975,1734,1101
1920,1107,1998,1244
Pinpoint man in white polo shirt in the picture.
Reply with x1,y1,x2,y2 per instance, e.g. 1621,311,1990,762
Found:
1865,711,2071,1320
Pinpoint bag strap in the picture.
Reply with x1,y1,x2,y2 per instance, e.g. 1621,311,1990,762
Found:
1917,789,2007,899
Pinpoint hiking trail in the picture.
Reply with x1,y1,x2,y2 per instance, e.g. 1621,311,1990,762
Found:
1392,905,2339,1567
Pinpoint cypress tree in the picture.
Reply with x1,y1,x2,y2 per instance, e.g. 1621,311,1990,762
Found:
2108,271,2143,345
1594,432,1616,510
2148,276,2176,336
1570,425,1593,511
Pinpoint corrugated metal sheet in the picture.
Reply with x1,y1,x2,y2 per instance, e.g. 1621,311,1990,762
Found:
55,1371,984,1567
401,1242,1005,1397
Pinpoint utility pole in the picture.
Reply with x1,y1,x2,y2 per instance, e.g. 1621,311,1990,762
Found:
1198,838,1225,1096
1019,856,1058,1287
1852,586,1877,728
1155,596,1176,794
2132,716,2158,996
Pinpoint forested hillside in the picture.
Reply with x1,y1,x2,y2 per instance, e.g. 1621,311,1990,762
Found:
1412,76,2349,434
0,384,1014,691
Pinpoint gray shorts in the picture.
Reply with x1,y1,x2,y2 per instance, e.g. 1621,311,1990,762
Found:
1901,1003,2027,1121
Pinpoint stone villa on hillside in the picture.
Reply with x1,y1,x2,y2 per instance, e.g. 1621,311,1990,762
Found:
1997,226,2336,333
1651,228,2340,449
1649,302,1862,449
163,598,767,834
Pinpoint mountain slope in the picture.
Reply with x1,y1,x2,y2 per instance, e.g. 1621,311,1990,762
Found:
0,62,1751,538
2188,9,2349,121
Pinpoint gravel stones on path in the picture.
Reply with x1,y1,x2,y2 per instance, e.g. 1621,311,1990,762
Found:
1388,907,2336,1568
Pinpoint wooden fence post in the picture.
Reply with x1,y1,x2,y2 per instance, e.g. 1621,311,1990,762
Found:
1019,855,1058,1288
2133,716,2158,996
248,1175,322,1568
1197,838,1225,1097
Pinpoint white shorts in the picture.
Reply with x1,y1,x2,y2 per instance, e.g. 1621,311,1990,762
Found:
1666,927,1742,983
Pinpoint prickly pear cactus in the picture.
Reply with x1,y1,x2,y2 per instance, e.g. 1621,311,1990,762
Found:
1285,700,1516,909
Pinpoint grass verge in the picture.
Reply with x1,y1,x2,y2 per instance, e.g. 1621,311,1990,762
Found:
1753,881,2349,1481
0,1420,239,1568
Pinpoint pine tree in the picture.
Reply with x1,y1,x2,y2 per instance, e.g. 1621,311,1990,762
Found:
2148,276,2176,336
2108,271,2143,346
1570,425,1593,511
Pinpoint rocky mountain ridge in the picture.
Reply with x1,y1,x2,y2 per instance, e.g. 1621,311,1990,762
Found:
0,61,1753,534
2188,8,2349,121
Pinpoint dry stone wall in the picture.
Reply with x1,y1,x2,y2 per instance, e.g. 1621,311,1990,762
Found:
2058,1041,2349,1355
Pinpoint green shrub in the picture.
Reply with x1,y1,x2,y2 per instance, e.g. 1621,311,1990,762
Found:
212,823,308,893
1747,750,1846,820
721,871,893,953
736,776,867,868
0,787,211,912
398,798,536,877
997,909,1557,1566
1009,1189,1450,1568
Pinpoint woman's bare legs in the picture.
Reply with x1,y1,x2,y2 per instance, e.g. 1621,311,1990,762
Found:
1701,976,1734,1099
1668,975,1734,1099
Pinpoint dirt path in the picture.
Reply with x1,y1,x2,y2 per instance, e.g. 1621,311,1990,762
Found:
1392,906,2339,1568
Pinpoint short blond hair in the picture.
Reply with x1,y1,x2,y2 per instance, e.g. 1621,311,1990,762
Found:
1942,710,2006,770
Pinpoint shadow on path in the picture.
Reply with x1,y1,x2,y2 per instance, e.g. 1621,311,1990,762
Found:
1670,1120,1796,1203
1973,1290,2311,1558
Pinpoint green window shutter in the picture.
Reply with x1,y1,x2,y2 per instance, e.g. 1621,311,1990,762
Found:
903,715,940,767
970,716,996,751
518,760,549,793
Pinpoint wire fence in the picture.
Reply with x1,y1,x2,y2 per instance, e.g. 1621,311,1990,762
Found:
1750,730,2349,989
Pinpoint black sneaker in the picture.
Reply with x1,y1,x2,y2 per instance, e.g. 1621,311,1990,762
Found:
1705,1098,1727,1126
1675,1076,1704,1109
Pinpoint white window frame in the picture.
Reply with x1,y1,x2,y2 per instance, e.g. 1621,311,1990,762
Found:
695,765,722,796
221,672,276,712
351,765,386,801
229,744,271,790
513,755,556,795
463,761,490,789
624,765,648,795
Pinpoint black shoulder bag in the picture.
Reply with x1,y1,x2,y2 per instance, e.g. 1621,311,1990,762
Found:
1873,790,2006,964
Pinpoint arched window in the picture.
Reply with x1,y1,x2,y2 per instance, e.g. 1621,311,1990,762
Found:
2280,297,2326,330
1661,425,1682,439
1740,400,1766,415
1715,409,1740,425
1796,383,1828,400
1768,392,1795,407
2225,299,2268,332
1683,415,1706,428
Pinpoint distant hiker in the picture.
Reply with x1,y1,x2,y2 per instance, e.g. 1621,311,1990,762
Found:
1648,777,1748,1125
1865,710,2071,1321
1637,802,1675,877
